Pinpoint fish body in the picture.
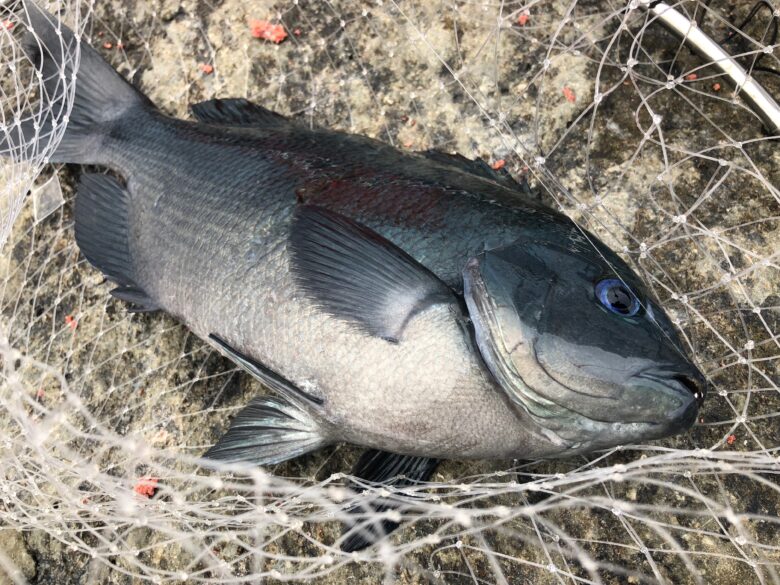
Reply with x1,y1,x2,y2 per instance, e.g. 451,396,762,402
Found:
13,5,706,471
91,107,562,460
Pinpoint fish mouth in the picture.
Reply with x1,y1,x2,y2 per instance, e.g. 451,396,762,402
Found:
636,367,708,407
633,366,707,434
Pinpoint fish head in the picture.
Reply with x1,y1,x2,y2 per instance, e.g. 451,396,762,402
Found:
462,221,707,453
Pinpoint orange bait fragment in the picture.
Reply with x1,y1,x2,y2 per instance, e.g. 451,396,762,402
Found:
726,434,736,445
250,19,288,44
200,63,214,75
64,315,77,330
563,86,576,103
491,159,506,170
517,12,530,26
134,476,159,498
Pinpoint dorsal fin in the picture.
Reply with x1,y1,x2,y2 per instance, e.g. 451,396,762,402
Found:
419,149,524,191
190,98,290,128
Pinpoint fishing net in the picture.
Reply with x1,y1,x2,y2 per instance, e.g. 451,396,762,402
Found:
0,0,778,583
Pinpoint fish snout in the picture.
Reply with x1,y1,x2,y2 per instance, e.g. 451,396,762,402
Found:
634,364,707,433
669,369,708,407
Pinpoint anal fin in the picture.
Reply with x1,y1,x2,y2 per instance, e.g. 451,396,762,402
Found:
340,449,440,552
76,173,156,311
75,173,135,285
204,395,327,466
209,334,323,405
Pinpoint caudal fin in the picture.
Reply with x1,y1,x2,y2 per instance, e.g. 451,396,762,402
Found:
3,2,151,163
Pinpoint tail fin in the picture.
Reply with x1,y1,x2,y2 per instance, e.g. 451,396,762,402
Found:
4,2,151,163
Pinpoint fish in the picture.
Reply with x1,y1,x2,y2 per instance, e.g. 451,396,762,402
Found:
8,3,707,550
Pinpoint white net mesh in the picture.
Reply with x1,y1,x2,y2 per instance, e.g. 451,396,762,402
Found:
1,0,779,583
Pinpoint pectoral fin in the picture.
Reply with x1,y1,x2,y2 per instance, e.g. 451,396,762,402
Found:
340,449,440,552
289,205,455,342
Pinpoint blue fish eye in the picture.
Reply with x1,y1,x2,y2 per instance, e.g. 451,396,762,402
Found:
595,279,641,317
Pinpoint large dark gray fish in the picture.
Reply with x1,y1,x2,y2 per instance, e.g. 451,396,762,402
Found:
11,4,706,549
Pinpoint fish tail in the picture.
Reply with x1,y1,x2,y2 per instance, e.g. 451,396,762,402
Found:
3,2,152,163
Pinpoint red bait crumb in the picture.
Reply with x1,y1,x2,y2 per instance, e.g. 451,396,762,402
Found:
64,315,77,330
563,86,576,103
134,476,159,498
2,20,14,30
102,41,113,49
250,19,288,44
684,73,698,81
491,159,506,170
712,82,722,91
293,28,302,36
200,63,214,74
517,12,530,26
726,434,736,445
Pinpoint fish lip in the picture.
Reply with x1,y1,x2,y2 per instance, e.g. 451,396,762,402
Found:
635,366,708,407
631,370,701,433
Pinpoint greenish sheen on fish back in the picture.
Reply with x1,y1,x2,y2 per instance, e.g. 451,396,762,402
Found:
11,1,707,550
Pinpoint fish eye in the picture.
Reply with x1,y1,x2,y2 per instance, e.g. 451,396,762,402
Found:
595,278,641,317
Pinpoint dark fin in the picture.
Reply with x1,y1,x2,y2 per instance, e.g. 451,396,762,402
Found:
190,99,289,128
4,2,151,163
204,395,326,466
420,150,523,191
110,286,159,313
289,205,455,342
340,450,440,552
75,174,138,286
208,334,323,405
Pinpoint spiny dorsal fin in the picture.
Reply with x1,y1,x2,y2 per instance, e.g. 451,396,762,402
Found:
190,98,290,128
419,149,523,191
288,205,456,343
